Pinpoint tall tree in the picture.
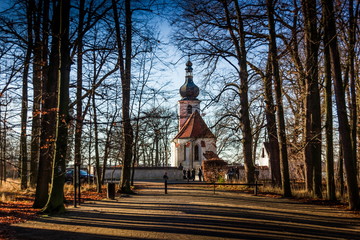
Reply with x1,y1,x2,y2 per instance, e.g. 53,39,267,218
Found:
248,59,281,187
301,0,322,198
73,0,85,207
266,0,291,197
42,0,71,214
347,0,358,174
33,0,51,209
322,0,359,210
222,0,255,183
20,0,34,190
322,0,335,201
30,0,44,188
92,85,102,193
112,0,133,193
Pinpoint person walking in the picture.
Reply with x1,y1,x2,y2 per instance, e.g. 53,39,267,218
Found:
198,167,203,182
163,172,169,194
191,168,196,181
186,169,191,182
163,172,169,182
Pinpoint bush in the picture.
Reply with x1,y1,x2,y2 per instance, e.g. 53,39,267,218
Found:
202,159,227,183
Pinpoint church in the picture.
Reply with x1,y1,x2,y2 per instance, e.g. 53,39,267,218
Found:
170,60,218,170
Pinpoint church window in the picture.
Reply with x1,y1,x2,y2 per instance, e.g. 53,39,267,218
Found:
187,105,192,114
194,145,199,161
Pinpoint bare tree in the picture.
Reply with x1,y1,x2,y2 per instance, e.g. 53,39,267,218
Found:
112,0,133,193
301,0,322,198
267,0,291,197
322,0,359,210
42,0,71,214
321,0,335,201
19,0,34,190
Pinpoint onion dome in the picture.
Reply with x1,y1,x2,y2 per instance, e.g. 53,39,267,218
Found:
179,60,199,100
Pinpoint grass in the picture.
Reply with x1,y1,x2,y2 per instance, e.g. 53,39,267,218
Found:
215,180,351,209
0,180,35,202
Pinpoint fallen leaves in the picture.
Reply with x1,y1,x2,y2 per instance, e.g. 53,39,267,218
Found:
0,198,39,240
0,200,38,225
0,185,106,240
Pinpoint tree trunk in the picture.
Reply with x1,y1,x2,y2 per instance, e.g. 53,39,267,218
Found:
20,0,35,190
92,89,102,193
30,0,43,188
267,0,291,197
42,0,71,214
74,0,85,206
222,0,254,184
33,0,51,209
322,1,336,201
131,75,147,184
348,0,358,176
338,142,344,198
0,102,3,184
322,0,360,210
112,0,133,193
301,0,322,198
248,58,281,187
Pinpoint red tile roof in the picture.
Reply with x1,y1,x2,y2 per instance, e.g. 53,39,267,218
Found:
174,110,216,139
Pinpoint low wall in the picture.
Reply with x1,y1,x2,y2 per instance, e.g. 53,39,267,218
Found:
102,167,271,182
103,167,183,181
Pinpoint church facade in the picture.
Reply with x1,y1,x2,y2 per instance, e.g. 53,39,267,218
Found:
170,60,218,170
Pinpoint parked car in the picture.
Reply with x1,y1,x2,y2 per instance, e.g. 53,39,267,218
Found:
65,169,95,183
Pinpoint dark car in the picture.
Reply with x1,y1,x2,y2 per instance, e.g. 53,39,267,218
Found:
65,169,95,183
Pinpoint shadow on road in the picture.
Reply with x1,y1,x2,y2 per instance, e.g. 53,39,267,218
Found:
9,182,360,240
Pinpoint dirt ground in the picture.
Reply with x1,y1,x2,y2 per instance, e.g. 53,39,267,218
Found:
8,182,360,240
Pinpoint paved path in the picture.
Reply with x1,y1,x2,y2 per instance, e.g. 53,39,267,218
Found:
9,182,360,239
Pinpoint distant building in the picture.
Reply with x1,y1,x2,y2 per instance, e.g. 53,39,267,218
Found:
170,60,217,170
257,142,271,167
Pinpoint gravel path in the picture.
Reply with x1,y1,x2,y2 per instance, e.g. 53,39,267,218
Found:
9,182,360,240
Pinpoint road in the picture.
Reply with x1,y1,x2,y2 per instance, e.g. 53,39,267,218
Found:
9,182,360,239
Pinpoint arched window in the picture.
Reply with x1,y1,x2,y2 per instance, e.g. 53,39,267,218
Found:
187,105,192,114
194,145,199,161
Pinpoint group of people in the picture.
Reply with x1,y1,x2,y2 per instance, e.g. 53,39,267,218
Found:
226,167,240,181
182,168,203,182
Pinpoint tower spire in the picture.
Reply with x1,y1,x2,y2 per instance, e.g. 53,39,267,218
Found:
180,58,199,100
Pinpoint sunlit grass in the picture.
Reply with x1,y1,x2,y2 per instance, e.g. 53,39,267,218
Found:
215,180,348,206
1,179,99,202
0,179,35,202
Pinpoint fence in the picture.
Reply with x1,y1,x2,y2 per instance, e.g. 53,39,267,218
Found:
164,181,263,195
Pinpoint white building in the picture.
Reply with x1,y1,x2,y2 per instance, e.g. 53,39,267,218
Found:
257,142,271,167
170,60,217,170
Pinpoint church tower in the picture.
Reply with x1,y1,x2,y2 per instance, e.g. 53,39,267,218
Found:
178,60,200,130
171,60,217,170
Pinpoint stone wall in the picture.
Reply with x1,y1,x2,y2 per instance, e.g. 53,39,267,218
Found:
103,167,184,181
101,166,271,182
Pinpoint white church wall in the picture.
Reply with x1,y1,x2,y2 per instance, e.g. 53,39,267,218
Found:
170,143,177,167
171,138,217,170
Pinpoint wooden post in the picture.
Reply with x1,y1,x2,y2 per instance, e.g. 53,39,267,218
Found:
165,180,168,194
107,182,115,199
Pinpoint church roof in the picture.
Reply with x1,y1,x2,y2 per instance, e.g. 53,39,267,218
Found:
174,110,216,139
